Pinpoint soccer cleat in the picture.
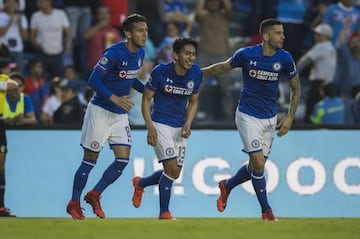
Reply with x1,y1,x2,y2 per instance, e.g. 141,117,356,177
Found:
66,200,85,220
132,176,144,208
158,211,176,220
84,189,105,218
0,207,16,217
216,179,230,212
262,209,278,221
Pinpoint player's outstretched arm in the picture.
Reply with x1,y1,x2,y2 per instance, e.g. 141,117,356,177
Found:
277,74,301,137
201,58,232,78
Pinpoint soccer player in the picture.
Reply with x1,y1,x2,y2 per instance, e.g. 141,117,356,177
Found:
131,37,202,220
201,19,301,221
0,71,18,217
66,14,148,220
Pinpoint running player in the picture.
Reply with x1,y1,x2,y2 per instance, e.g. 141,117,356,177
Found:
131,37,202,220
201,19,301,221
66,14,148,220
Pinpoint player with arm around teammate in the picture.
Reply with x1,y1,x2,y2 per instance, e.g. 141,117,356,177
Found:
202,18,301,221
131,37,202,220
66,14,148,220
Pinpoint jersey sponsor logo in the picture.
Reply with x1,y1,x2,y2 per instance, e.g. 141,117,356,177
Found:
119,70,127,78
249,69,279,81
164,85,193,95
118,69,140,79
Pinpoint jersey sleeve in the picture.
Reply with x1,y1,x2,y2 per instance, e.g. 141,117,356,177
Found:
283,52,298,80
87,48,118,99
146,66,162,92
230,48,246,68
192,66,203,94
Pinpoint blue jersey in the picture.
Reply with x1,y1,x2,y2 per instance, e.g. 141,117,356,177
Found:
146,63,202,127
88,41,145,114
230,44,297,118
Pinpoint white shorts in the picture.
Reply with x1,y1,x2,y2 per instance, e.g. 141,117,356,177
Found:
153,122,186,167
235,109,277,157
80,103,132,152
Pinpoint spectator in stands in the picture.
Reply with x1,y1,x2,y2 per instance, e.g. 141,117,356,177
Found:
0,0,28,73
297,23,337,123
322,0,360,45
53,78,84,125
334,23,360,98
276,0,307,61
310,83,345,125
156,21,191,64
164,0,191,33
30,0,72,79
351,84,360,123
23,57,49,123
40,76,62,126
102,0,128,34
195,0,234,121
63,0,92,77
63,64,87,105
84,5,121,75
3,71,36,126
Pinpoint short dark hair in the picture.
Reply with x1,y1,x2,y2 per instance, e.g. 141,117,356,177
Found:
9,71,24,84
259,18,283,35
123,14,146,32
173,37,198,54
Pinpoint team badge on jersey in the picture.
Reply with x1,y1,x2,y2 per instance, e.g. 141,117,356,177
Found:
187,81,194,89
273,62,281,71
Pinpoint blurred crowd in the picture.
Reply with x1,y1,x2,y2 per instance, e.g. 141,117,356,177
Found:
1,0,360,127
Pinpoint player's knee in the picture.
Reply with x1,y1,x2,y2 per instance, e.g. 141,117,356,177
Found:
0,145,7,153
250,158,266,172
164,166,181,179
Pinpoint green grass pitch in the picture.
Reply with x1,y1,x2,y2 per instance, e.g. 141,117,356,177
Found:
1,217,359,239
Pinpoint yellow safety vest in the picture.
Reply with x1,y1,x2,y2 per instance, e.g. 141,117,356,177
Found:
3,93,24,119
0,74,9,115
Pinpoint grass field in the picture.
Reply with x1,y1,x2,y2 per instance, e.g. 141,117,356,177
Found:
1,217,359,239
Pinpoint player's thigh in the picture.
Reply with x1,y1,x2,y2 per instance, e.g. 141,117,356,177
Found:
235,110,276,156
108,113,132,158
80,103,112,152
153,122,185,166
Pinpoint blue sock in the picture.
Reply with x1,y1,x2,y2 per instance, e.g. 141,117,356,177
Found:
159,172,174,213
72,158,97,201
225,164,251,190
251,171,271,212
138,170,163,188
94,158,129,194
